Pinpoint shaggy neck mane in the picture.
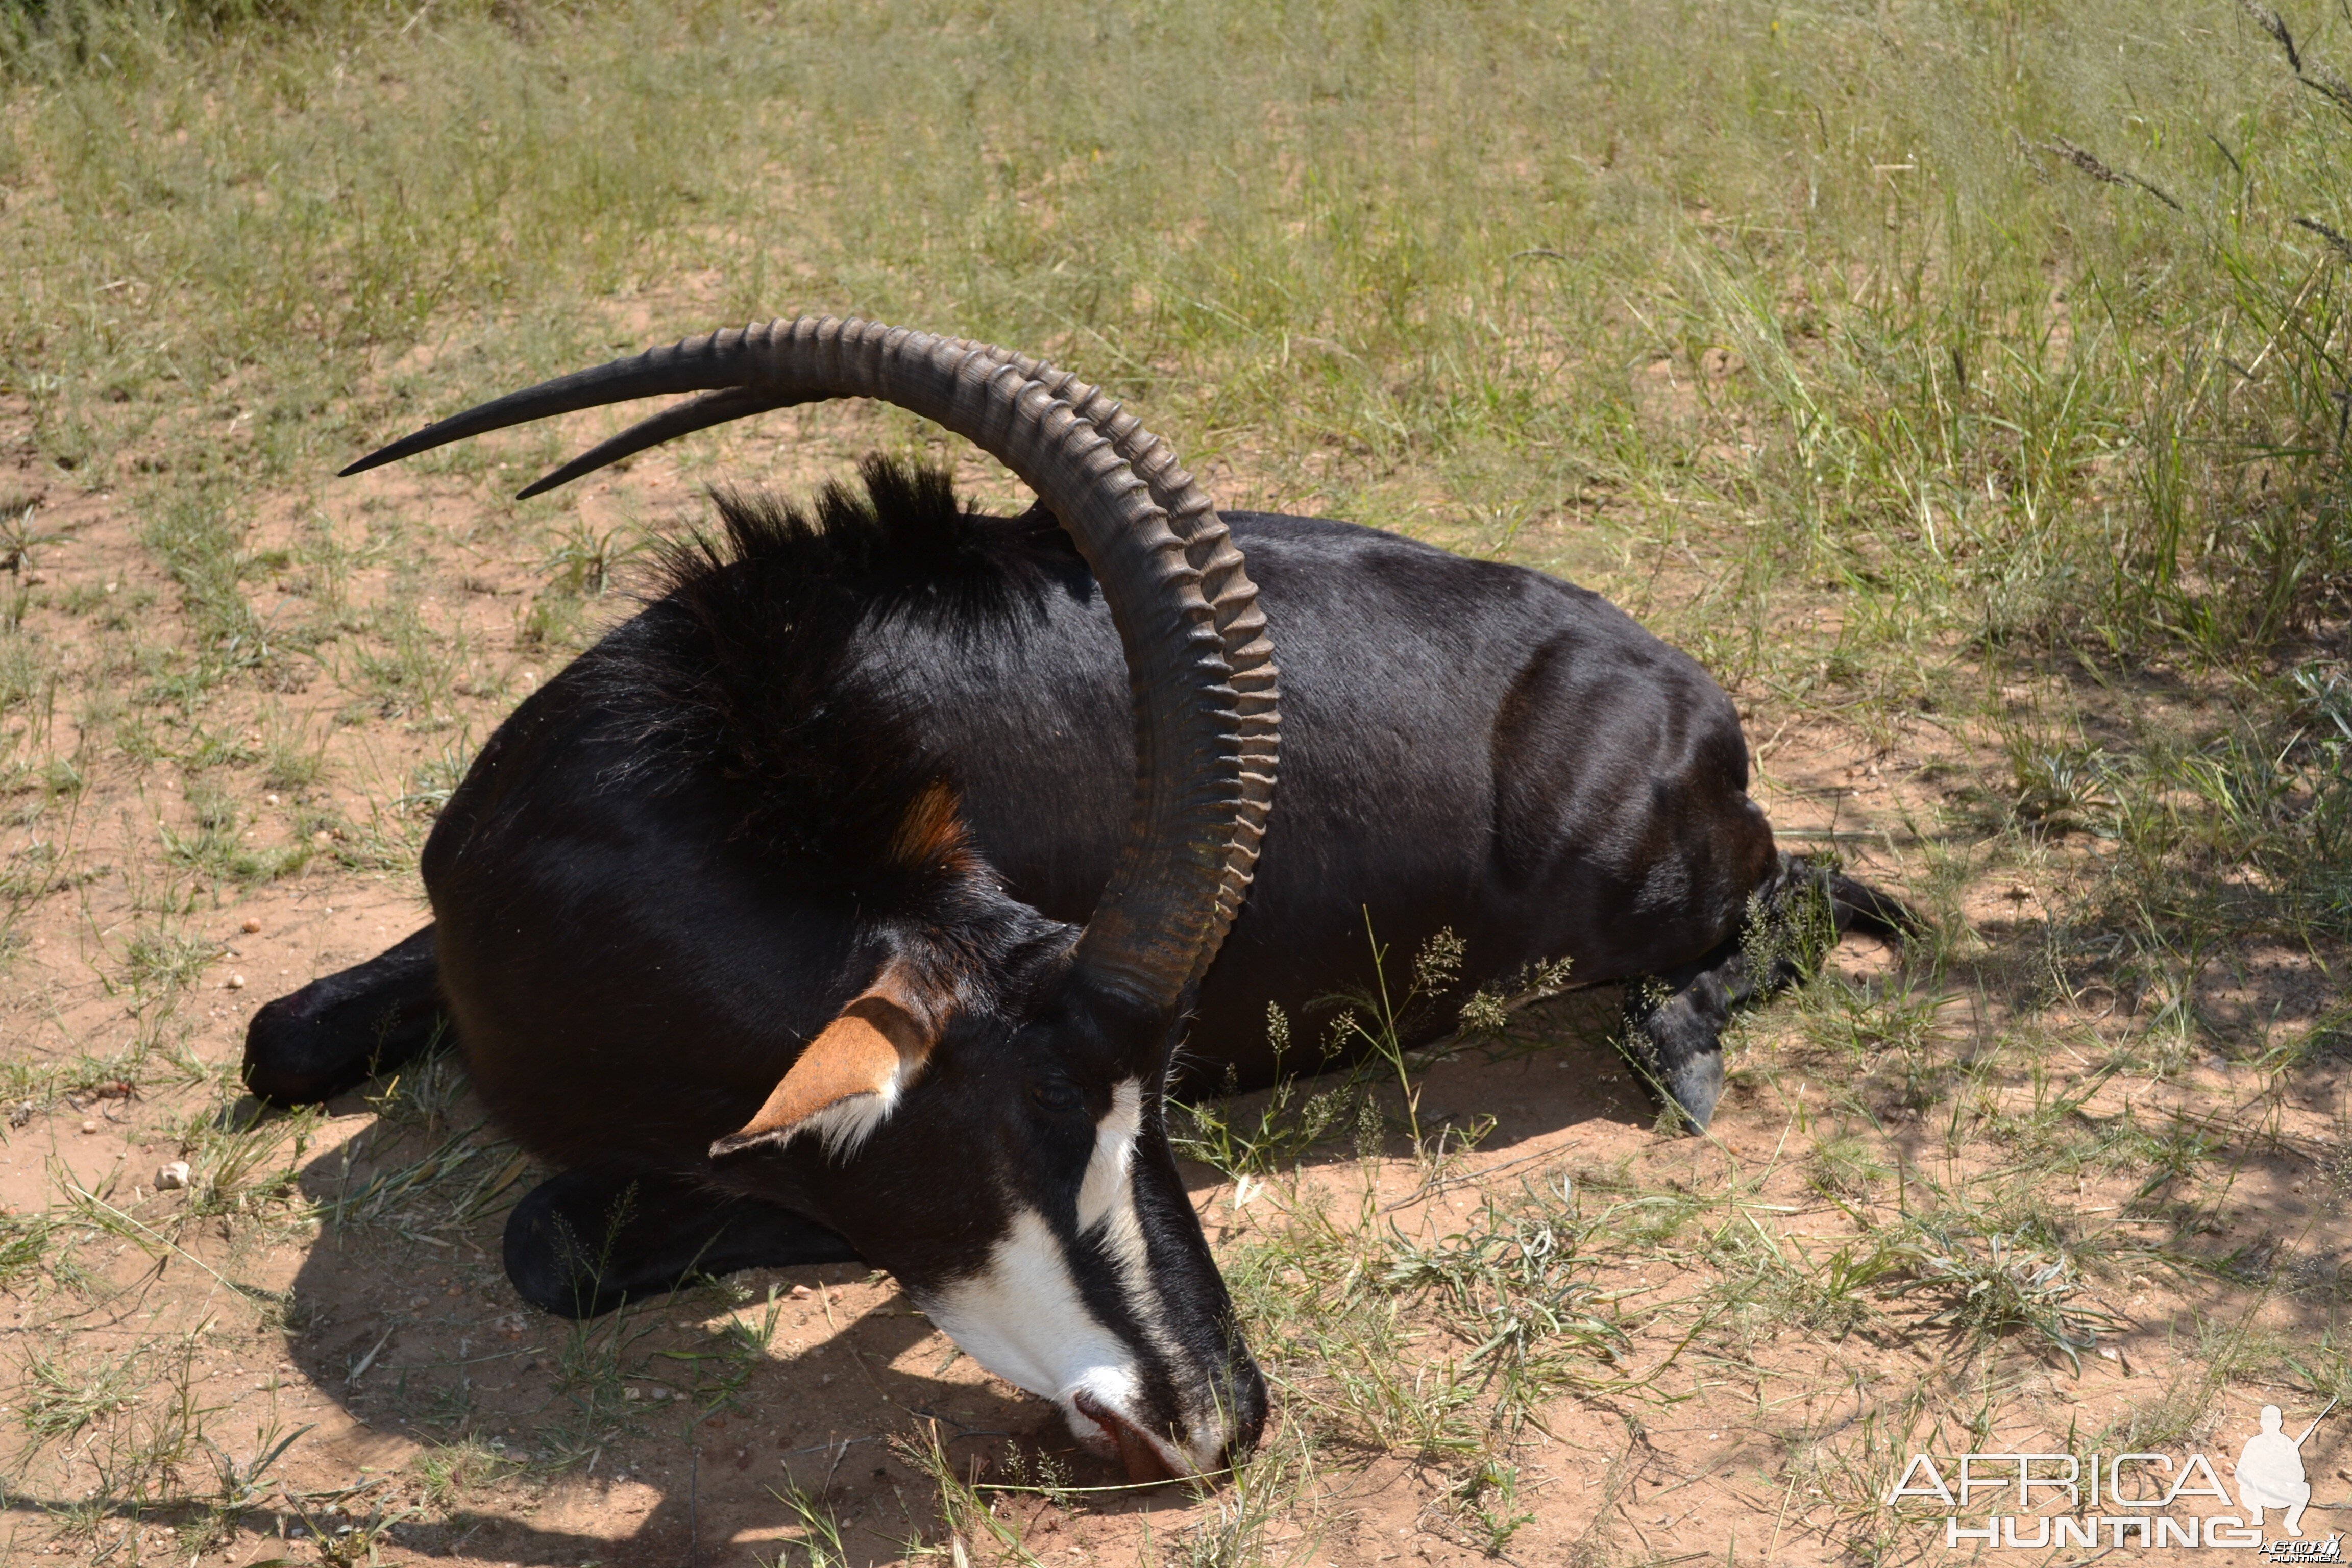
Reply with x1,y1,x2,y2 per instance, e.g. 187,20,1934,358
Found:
574,455,1081,1002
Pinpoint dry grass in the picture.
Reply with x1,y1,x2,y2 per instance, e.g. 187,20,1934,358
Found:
0,0,2344,1562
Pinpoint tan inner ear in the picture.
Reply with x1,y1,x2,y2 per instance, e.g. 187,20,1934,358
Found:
714,984,938,1155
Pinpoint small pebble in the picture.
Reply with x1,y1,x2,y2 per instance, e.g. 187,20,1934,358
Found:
243,917,262,933
227,974,246,990
264,794,279,807
156,1161,191,1190
79,1119,98,1135
790,1284,815,1300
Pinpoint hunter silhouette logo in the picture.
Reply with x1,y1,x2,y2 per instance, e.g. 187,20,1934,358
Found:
1889,1399,2339,1553
2239,1400,2331,1537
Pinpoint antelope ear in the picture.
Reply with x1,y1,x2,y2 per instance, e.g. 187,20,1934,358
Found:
710,987,938,1160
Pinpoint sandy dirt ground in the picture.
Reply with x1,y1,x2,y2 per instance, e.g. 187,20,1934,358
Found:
0,380,2344,1567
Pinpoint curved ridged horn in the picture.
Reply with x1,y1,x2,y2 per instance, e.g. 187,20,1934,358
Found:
342,317,1276,1013
429,331,1274,982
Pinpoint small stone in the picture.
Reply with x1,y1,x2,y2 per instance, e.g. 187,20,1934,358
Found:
156,1162,191,1190
790,1284,815,1300
227,974,246,990
625,1387,641,1400
242,917,262,933
264,794,279,807
79,1119,97,1135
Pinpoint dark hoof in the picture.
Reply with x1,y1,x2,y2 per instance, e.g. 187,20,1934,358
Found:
504,1166,862,1320
1660,1049,1723,1134
1625,972,1731,1137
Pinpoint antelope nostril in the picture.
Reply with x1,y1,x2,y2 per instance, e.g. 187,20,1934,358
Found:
1071,1389,1179,1484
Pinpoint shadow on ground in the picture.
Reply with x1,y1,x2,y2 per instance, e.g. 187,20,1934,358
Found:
231,986,1653,1563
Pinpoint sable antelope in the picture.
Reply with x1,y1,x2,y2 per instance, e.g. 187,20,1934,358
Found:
244,317,1907,1480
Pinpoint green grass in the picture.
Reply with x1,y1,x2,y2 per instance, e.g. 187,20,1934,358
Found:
0,0,2345,1560
0,2,2335,667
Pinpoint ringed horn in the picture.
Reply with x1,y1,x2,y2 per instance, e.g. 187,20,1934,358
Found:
344,316,1278,1010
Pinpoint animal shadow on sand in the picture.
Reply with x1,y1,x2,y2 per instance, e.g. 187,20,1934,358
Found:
251,991,1651,1565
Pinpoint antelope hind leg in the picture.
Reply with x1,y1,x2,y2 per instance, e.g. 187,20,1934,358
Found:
1623,853,1918,1133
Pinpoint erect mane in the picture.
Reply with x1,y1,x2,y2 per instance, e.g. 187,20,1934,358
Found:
672,454,1080,614
580,456,1077,917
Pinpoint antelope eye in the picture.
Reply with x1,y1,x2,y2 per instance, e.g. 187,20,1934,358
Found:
1030,1081,1085,1115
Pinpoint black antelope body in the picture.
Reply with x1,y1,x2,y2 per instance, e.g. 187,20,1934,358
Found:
244,317,1907,1481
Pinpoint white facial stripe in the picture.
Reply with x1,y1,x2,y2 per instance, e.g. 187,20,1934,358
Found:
918,1092,1227,1477
1076,1079,1169,1371
1076,1080,1143,1234
921,1207,1202,1476
920,1207,1132,1402
1075,1080,1220,1471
